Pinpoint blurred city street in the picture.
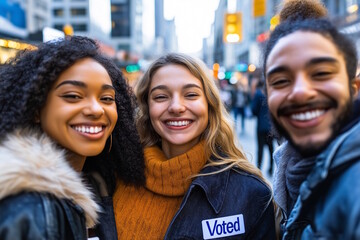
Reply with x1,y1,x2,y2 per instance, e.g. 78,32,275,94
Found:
0,0,357,190
233,116,277,184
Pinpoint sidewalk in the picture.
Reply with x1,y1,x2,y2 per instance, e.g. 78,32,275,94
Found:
233,116,277,184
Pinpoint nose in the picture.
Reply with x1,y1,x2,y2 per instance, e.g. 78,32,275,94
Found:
83,98,105,118
288,73,316,102
168,96,186,114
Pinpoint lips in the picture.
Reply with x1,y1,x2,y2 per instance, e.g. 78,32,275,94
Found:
276,100,337,129
278,100,336,118
165,120,192,127
72,125,104,134
290,109,325,121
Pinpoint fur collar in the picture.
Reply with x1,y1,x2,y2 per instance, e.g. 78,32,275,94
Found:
0,128,99,227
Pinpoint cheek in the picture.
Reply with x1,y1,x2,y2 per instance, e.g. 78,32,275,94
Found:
267,93,280,117
332,82,351,100
148,102,163,121
195,97,209,115
108,106,118,131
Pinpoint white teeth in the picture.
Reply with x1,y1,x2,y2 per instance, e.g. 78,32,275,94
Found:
291,110,325,121
167,120,191,126
74,126,103,133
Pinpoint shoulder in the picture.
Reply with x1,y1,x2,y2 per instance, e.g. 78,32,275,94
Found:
229,168,272,199
0,128,99,227
0,192,54,239
230,168,271,190
223,168,276,239
329,160,360,200
0,192,87,239
0,191,83,222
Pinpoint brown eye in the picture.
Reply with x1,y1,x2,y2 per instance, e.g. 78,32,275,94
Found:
185,93,199,98
312,71,331,78
270,78,290,88
62,94,82,100
153,95,168,101
101,96,115,103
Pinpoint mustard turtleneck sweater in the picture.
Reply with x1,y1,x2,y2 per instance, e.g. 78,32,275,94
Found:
113,141,207,239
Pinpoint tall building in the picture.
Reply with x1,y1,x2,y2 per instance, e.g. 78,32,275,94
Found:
212,0,227,66
0,0,46,63
49,0,112,45
151,0,177,55
0,0,50,39
326,0,360,60
26,0,50,34
111,0,143,54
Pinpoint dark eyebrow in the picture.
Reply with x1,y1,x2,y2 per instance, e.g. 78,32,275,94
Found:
149,83,202,94
55,80,115,91
102,84,116,92
183,83,202,90
55,80,86,89
306,57,339,67
150,85,168,94
266,57,340,78
266,66,289,78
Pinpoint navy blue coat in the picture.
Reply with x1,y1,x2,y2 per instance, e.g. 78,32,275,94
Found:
164,165,276,239
251,89,272,134
282,117,360,239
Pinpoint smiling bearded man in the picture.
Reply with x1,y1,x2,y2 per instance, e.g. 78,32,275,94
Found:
262,0,360,239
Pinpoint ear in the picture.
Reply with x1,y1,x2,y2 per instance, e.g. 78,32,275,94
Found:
351,77,360,98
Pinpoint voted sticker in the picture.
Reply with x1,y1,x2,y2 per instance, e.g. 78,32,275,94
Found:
202,214,245,239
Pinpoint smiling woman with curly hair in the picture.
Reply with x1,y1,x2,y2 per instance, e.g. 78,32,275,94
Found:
0,36,144,240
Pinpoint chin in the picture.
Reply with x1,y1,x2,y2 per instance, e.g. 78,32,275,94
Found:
81,148,105,157
291,140,329,158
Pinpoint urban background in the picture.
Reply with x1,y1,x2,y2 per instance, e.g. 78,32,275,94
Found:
1,0,360,178
2,0,360,82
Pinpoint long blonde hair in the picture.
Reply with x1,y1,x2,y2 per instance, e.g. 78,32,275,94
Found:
135,53,269,186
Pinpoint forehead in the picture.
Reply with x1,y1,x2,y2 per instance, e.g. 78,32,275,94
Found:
150,64,203,88
266,31,345,71
57,58,112,85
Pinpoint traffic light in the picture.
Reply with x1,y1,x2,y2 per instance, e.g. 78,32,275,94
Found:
253,0,266,17
212,63,219,78
223,12,242,43
63,24,74,36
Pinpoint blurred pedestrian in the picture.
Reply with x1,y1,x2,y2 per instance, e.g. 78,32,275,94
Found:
251,79,274,175
219,79,233,112
233,82,248,133
263,0,360,238
113,53,277,239
0,36,145,239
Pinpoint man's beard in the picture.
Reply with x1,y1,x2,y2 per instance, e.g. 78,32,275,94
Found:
270,99,353,158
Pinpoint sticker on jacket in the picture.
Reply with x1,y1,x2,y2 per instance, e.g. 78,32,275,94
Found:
201,214,245,239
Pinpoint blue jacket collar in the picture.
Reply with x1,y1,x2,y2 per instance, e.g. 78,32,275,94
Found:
300,119,360,201
191,165,231,214
286,119,360,230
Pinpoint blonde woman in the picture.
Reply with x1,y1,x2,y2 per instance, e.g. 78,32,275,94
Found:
113,53,276,239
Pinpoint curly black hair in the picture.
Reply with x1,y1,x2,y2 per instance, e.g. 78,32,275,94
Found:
0,36,145,194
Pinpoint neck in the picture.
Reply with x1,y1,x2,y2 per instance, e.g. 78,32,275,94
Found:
161,138,200,159
66,151,86,172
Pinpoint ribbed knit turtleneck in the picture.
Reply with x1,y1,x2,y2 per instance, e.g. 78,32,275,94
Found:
113,141,206,239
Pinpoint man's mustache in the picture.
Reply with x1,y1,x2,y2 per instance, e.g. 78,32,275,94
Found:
277,100,337,117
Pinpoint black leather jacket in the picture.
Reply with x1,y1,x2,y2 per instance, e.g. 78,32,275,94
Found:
0,129,99,240
0,192,88,240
